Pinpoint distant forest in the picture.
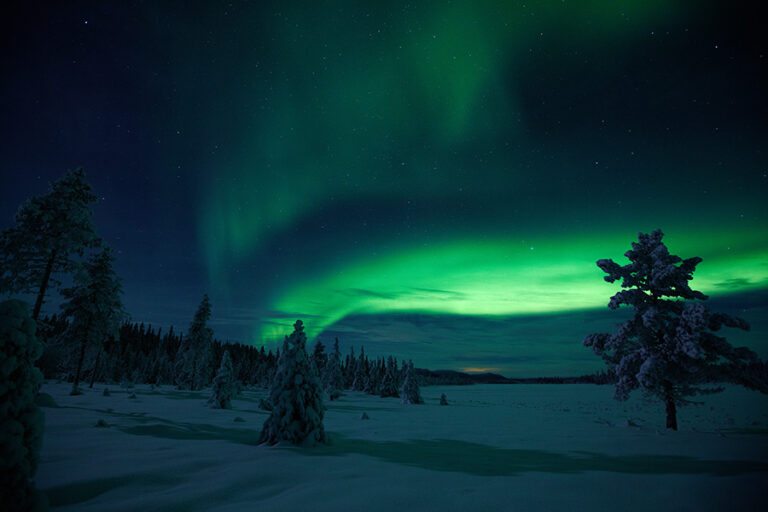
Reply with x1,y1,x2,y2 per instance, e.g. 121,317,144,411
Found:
34,313,639,390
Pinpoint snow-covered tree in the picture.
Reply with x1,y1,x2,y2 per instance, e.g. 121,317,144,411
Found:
260,320,326,446
311,340,327,377
352,347,367,391
176,295,214,391
323,338,344,398
379,355,399,398
208,350,236,409
0,300,48,511
583,229,763,430
0,168,100,320
400,360,423,404
60,246,125,394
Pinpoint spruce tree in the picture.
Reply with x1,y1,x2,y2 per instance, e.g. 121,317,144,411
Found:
380,355,400,397
311,340,327,376
60,246,125,394
176,295,214,391
0,300,48,511
208,350,236,409
584,229,763,430
260,320,326,446
322,338,344,398
0,168,100,320
400,360,423,404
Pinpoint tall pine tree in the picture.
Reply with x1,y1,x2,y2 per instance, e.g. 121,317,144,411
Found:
176,295,214,391
0,168,100,320
60,246,125,394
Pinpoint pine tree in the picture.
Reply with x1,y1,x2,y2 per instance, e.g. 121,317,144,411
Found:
352,347,367,391
0,168,100,320
322,338,344,398
400,360,423,404
176,295,214,391
583,229,763,430
260,320,326,446
311,340,327,377
380,355,400,397
0,300,48,511
208,350,236,409
60,246,125,394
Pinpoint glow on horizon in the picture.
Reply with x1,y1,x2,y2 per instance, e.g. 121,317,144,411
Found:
461,367,502,374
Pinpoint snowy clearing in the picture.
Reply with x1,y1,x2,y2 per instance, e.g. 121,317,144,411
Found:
35,382,768,511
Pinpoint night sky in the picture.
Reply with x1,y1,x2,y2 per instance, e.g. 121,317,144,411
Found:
2,1,766,376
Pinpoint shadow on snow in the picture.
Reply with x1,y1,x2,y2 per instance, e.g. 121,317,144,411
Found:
306,436,768,477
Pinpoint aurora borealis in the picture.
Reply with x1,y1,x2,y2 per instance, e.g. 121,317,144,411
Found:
1,1,766,375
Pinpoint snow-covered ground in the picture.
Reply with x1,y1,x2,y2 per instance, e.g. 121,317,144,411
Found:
35,382,768,511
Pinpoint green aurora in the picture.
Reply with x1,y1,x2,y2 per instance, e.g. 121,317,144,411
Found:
265,228,768,342
186,1,767,359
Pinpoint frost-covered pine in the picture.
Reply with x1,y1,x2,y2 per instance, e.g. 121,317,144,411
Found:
259,320,326,446
311,340,327,378
352,347,367,391
583,230,762,430
0,300,48,511
176,295,214,391
400,360,423,405
322,338,344,398
379,355,399,398
208,350,236,409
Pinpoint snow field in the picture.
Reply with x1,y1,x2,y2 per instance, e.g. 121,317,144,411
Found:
35,382,768,511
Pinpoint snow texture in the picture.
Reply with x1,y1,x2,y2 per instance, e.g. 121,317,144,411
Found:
0,300,48,511
33,381,768,511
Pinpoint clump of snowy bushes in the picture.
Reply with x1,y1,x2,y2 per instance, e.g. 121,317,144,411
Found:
0,300,48,511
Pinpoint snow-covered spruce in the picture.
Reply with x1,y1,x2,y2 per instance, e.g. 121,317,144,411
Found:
400,360,423,404
259,320,326,446
583,229,763,430
175,294,214,391
322,338,344,400
208,350,236,409
379,355,399,398
0,300,48,511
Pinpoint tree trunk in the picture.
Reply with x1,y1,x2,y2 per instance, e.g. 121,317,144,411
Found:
73,336,88,392
664,384,678,430
89,346,103,388
32,249,58,321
